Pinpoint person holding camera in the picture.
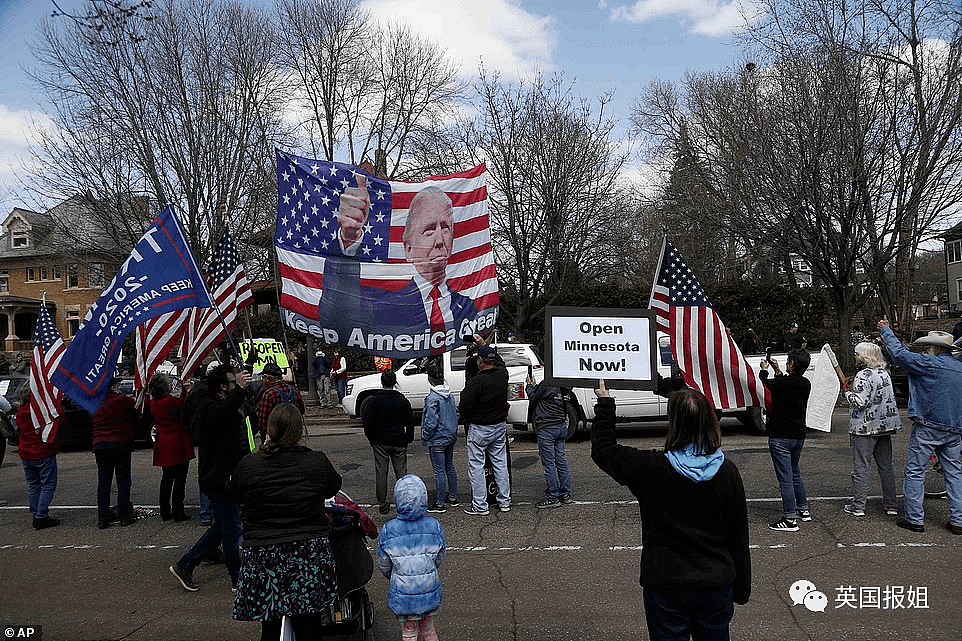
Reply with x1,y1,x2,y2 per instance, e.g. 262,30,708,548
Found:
759,349,813,531
591,380,750,640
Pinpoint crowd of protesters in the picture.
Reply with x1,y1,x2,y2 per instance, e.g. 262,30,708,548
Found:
4,317,962,641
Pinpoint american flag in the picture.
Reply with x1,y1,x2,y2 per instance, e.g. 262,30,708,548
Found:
275,150,498,321
649,237,769,410
30,294,67,443
178,225,252,379
134,308,191,406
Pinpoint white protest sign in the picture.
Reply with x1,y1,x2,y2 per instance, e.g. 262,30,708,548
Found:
804,345,840,432
544,307,657,390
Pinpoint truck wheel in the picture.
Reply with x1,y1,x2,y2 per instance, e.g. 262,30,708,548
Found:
565,404,581,441
738,407,766,435
358,395,373,422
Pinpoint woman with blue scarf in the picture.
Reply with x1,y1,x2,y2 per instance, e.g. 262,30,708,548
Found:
591,380,751,641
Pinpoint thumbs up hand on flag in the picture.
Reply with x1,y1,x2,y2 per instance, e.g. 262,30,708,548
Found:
338,174,370,248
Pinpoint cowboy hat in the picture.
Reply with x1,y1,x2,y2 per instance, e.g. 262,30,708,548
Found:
912,331,960,351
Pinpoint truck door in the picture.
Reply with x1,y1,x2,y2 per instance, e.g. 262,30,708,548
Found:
395,357,431,411
447,348,468,403
656,333,674,415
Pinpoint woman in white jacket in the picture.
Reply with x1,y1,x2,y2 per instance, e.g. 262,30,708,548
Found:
843,342,902,517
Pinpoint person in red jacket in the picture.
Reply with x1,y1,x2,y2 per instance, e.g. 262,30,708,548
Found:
147,373,195,522
17,389,61,529
91,377,139,528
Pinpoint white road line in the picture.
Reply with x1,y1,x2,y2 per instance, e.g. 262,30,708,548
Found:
0,542,955,553
0,494,915,511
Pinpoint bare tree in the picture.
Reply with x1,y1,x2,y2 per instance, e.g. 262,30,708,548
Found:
275,0,372,163
633,0,962,366
28,0,289,268
275,0,464,177
447,72,630,334
744,0,962,334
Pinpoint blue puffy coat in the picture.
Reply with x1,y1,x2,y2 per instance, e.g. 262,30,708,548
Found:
377,475,446,616
420,385,458,448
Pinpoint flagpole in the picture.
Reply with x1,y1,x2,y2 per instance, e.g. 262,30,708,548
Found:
648,233,668,310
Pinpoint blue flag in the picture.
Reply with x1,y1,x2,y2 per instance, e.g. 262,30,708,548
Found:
52,206,212,414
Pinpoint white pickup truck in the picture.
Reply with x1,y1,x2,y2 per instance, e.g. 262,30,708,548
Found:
343,336,775,439
342,343,542,422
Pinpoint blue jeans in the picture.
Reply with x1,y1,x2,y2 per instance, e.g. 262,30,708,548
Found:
199,490,214,523
94,445,133,521
769,437,808,518
177,494,242,584
643,587,734,641
21,456,58,519
466,422,510,510
903,423,962,526
335,378,346,402
537,422,571,501
428,444,458,503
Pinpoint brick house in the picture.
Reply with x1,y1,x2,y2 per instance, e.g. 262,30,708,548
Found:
0,196,123,353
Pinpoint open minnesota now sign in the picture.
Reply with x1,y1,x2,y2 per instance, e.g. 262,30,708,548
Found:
543,306,658,390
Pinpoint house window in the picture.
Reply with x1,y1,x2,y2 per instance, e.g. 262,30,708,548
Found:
39,266,48,281
54,266,62,280
67,264,79,288
0,278,7,293
87,263,104,288
957,278,962,304
26,267,35,282
12,231,28,248
948,240,962,264
67,310,81,337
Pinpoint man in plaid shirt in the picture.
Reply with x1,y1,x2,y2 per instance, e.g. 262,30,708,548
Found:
256,362,305,438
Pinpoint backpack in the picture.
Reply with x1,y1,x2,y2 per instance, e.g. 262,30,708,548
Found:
278,383,297,405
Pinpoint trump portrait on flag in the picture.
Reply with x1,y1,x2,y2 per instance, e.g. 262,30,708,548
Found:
275,150,498,358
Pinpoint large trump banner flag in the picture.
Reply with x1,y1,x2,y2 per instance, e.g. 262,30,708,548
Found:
53,206,213,414
275,149,499,358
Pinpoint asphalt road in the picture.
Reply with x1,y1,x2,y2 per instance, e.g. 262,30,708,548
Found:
1,404,960,641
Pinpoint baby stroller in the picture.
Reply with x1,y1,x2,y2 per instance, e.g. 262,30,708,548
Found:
296,491,377,640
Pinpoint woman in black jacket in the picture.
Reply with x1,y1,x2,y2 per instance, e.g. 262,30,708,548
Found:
229,403,342,641
591,380,751,641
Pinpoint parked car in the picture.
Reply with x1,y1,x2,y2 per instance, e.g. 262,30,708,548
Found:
3,375,150,449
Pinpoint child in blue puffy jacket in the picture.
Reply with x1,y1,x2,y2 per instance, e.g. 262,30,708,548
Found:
377,474,446,641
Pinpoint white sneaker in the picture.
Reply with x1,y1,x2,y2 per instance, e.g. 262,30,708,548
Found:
843,504,865,517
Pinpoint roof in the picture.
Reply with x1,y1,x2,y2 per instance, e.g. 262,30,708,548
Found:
0,195,127,261
941,219,962,241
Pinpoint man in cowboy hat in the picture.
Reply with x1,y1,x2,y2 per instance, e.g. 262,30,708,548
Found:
879,320,962,535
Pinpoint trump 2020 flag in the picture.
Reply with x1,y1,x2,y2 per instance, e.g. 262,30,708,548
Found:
275,149,498,358
53,206,213,414
649,236,769,411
